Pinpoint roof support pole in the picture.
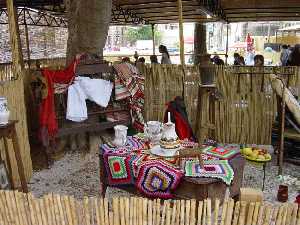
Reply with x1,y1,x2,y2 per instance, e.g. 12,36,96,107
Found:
151,24,155,55
6,0,24,73
225,23,229,65
177,0,185,65
23,8,31,68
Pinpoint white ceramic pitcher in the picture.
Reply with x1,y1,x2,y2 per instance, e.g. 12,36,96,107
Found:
0,97,9,125
144,121,162,144
113,125,128,147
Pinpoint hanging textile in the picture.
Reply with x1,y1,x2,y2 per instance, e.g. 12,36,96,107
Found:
113,63,145,132
39,59,79,143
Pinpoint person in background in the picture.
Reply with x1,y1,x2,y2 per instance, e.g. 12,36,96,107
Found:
233,53,240,65
287,44,300,66
280,44,290,66
137,57,145,64
254,54,264,66
150,55,159,64
122,57,131,63
239,56,246,65
159,45,171,64
134,51,139,65
212,55,225,65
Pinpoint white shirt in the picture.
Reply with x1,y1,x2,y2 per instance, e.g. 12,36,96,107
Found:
67,77,113,122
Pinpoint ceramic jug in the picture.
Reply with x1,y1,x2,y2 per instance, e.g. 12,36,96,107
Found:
144,121,162,144
0,97,9,125
113,125,128,147
162,112,178,140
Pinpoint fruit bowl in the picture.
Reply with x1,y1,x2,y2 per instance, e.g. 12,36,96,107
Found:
240,147,272,163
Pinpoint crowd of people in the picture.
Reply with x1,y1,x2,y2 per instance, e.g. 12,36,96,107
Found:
122,45,172,65
122,43,300,67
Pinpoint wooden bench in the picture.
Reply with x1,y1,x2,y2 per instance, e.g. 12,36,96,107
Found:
54,61,130,138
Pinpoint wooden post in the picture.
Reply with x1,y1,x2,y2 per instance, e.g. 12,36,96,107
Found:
23,9,31,68
278,93,286,175
177,0,185,65
6,0,24,73
151,24,155,55
225,23,229,65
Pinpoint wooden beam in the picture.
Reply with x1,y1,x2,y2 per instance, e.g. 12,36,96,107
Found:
177,0,184,65
6,0,24,73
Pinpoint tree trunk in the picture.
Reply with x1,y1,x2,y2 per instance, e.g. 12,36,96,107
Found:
194,23,207,65
66,0,112,64
65,0,112,151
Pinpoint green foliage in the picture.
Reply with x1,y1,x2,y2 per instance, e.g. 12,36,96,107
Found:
125,25,162,45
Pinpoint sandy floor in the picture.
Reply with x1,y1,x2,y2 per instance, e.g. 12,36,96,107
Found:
29,148,299,204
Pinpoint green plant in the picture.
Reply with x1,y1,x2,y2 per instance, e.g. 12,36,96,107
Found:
125,25,162,45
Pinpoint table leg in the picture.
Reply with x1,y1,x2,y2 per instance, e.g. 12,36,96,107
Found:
11,127,28,193
262,164,266,191
3,137,13,188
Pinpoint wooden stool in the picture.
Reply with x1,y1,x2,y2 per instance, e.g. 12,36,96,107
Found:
0,120,28,192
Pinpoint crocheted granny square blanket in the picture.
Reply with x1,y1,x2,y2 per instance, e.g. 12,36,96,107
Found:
184,160,234,185
136,160,184,199
104,153,134,185
202,145,239,160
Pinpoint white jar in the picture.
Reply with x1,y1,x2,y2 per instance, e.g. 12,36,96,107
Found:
0,97,9,125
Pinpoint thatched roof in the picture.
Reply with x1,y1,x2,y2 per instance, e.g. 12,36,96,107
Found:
1,0,300,24
114,0,300,23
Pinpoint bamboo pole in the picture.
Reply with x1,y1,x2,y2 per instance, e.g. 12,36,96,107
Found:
143,198,148,225
171,200,178,225
238,202,246,225
161,200,167,225
290,203,298,225
151,24,155,55
165,201,171,225
207,199,212,225
202,199,207,225
232,202,240,225
23,8,31,68
246,202,255,225
263,204,272,225
275,205,284,225
125,197,130,225
190,199,196,225
6,0,24,72
252,202,261,225
185,200,191,225
214,199,220,225
175,200,181,225
220,200,228,225
197,201,203,225
120,198,126,225
180,200,185,225
225,23,229,65
148,199,153,225
177,0,185,65
225,199,234,225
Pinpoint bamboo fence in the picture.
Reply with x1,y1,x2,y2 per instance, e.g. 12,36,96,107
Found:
143,65,300,145
0,190,299,225
0,65,32,185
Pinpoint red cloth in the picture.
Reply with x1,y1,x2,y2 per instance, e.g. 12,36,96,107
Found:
39,59,79,139
164,101,194,140
295,194,300,204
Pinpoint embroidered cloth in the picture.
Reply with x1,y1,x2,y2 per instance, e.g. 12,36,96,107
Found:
202,145,240,160
184,160,234,185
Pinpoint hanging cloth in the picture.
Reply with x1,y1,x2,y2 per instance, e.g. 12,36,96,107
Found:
39,59,79,141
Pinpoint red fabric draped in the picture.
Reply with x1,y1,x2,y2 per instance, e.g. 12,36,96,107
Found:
39,59,79,139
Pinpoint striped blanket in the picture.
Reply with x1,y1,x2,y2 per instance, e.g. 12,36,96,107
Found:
113,63,145,132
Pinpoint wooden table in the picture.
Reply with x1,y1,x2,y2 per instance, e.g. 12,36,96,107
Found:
99,152,245,202
0,120,28,192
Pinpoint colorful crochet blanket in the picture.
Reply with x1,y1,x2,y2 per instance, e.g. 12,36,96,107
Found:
202,145,240,160
113,63,145,132
136,160,184,199
184,160,234,185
